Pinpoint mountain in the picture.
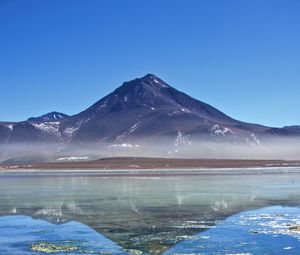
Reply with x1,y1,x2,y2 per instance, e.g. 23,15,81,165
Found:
27,111,69,122
0,74,299,158
0,111,69,144
59,73,270,145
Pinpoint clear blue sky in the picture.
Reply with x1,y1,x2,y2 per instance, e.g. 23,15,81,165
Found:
0,0,299,127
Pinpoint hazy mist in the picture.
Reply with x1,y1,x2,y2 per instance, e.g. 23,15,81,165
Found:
1,135,300,164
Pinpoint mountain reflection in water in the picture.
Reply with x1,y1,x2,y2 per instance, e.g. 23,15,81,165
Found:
0,170,300,254
163,206,300,255
0,215,128,255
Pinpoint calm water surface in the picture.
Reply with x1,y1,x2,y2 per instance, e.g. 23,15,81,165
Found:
0,169,300,254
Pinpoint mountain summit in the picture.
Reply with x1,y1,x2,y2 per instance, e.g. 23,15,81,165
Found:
27,111,69,122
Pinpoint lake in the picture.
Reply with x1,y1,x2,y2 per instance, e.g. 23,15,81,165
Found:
0,169,300,254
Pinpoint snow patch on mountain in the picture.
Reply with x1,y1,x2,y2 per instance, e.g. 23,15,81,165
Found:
181,108,191,113
115,122,142,142
211,125,234,136
128,122,141,133
57,156,89,161
244,133,261,146
167,111,180,116
109,143,140,148
63,126,80,137
62,118,93,138
175,131,192,147
53,114,63,120
31,122,60,135
153,78,167,88
98,100,108,109
168,131,192,155
116,134,126,142
251,133,261,145
6,124,14,131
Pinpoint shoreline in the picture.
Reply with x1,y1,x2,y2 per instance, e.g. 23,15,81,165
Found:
1,157,300,176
